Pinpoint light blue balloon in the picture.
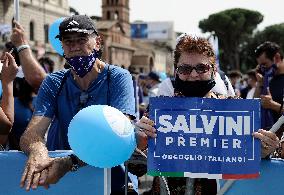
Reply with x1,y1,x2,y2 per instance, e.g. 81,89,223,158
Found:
68,105,136,168
158,72,167,81
49,17,65,56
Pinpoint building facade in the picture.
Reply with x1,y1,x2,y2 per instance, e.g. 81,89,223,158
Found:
130,21,175,74
99,0,175,74
0,0,175,74
0,0,69,70
96,0,135,68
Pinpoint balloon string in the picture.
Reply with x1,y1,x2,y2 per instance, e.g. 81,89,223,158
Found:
134,147,171,195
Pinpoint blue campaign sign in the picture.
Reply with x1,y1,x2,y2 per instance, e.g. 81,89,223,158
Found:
148,97,261,179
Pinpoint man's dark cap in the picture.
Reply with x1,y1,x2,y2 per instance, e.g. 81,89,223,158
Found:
55,15,98,39
148,71,161,82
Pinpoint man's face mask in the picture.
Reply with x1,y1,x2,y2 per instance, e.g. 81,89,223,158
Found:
257,63,277,76
64,49,100,78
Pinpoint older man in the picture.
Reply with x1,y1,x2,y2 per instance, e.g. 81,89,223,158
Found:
18,15,147,194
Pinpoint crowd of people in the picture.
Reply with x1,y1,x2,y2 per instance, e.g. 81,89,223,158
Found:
0,15,283,195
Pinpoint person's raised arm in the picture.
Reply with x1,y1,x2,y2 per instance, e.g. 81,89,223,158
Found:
0,52,18,144
10,21,46,91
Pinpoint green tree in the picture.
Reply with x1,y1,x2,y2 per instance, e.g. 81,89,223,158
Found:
199,8,263,71
240,23,284,71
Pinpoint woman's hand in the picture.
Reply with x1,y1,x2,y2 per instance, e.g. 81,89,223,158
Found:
253,129,279,158
134,116,157,150
38,157,72,187
1,52,18,84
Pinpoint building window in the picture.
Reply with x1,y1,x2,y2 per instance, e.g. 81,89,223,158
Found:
111,0,114,5
116,0,119,5
114,11,119,20
107,11,111,20
44,24,49,43
107,0,110,5
149,57,154,71
29,21,35,41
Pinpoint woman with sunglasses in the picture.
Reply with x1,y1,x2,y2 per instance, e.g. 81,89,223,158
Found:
134,35,279,195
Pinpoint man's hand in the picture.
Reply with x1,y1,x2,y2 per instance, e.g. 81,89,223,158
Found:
260,88,280,111
38,157,72,187
255,65,264,86
252,129,279,158
11,20,28,47
260,88,273,109
20,152,53,191
277,60,284,74
255,73,263,86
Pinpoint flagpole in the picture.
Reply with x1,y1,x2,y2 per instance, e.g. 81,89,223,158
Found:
269,115,284,133
14,0,20,22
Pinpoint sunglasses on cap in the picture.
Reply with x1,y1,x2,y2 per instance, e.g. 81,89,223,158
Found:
176,63,212,75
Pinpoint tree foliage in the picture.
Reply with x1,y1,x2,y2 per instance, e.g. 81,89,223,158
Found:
199,8,263,71
240,23,284,71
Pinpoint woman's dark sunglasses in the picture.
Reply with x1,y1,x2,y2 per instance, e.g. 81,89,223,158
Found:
176,63,211,75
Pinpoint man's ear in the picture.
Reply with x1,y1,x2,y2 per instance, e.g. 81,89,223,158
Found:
274,52,282,64
94,36,102,50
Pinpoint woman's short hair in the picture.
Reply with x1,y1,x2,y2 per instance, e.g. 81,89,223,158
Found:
174,35,216,69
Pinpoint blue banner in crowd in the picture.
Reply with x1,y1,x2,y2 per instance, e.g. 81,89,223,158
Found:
148,97,261,179
0,151,110,195
131,23,148,38
220,159,284,194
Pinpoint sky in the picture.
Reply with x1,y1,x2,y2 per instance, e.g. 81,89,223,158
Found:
69,0,284,35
